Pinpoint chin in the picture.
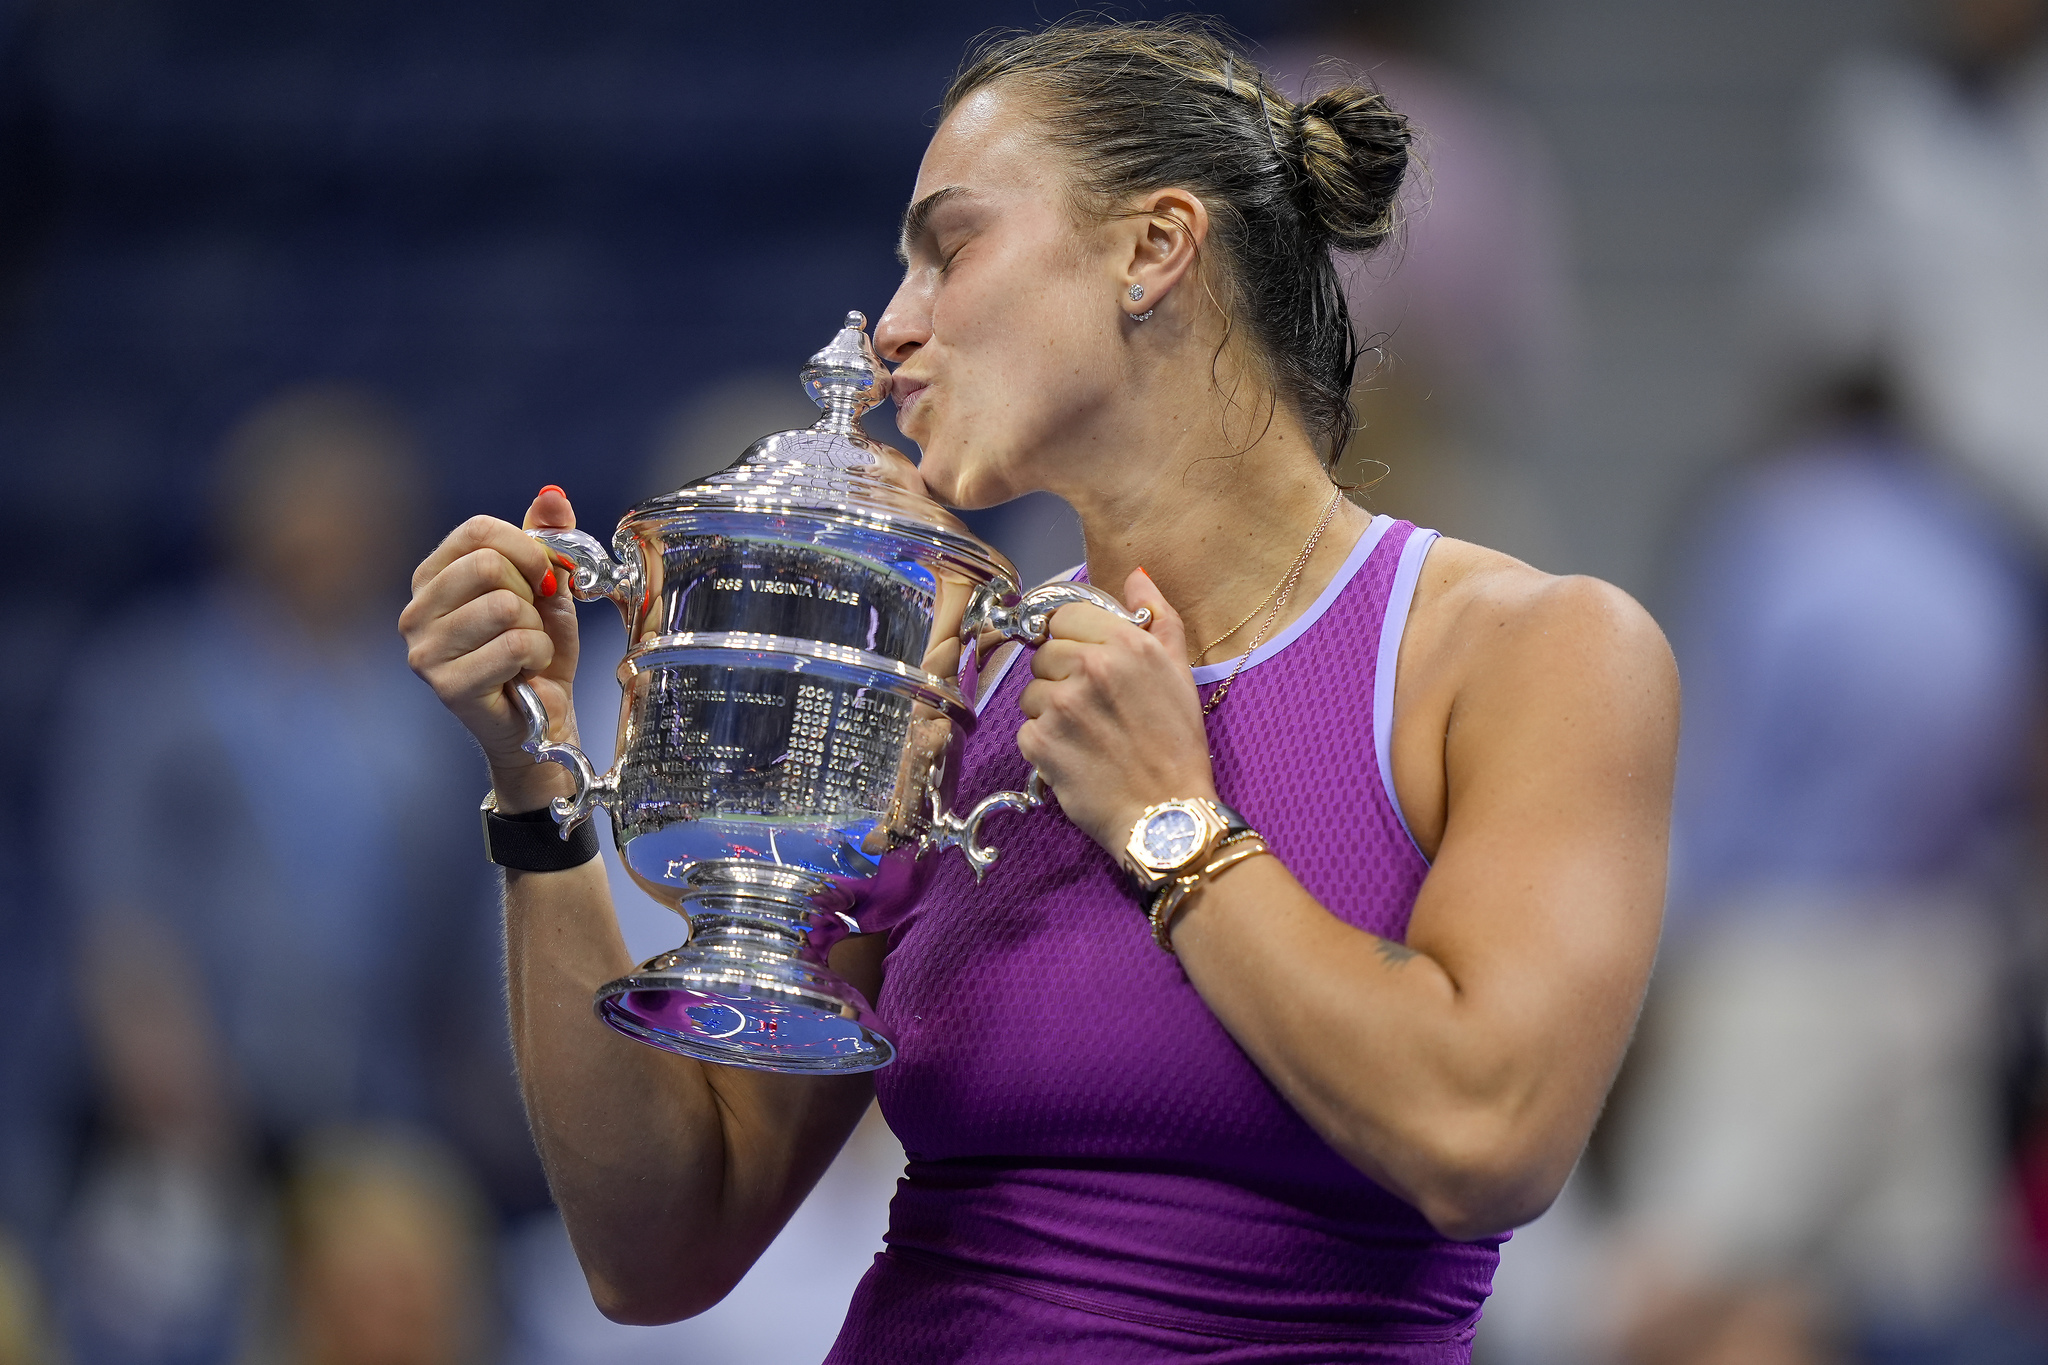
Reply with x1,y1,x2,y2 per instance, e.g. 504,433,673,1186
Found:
908,431,1023,512
911,454,963,508
939,474,1017,513
914,448,981,510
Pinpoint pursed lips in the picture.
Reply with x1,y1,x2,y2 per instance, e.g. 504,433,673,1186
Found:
891,373,929,415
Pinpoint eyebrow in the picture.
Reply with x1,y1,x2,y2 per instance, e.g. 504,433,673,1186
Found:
897,186,967,265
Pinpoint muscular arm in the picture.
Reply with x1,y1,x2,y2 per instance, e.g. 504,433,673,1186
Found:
1020,548,1677,1240
402,491,880,1321
1168,566,1675,1238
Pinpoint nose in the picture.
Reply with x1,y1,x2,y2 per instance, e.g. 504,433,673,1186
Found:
874,271,931,365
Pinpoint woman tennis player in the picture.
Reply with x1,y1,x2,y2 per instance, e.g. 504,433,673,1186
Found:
401,19,1676,1362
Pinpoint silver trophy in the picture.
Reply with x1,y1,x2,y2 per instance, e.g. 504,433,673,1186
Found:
511,312,1144,1074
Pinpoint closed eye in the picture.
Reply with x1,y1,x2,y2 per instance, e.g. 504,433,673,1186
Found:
897,186,968,267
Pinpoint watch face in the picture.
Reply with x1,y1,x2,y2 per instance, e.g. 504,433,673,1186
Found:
1140,806,1204,868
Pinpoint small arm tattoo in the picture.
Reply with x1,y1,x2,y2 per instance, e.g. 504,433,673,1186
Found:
1375,937,1418,968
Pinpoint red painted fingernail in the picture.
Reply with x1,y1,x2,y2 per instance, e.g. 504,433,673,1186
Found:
541,569,558,597
538,484,566,499
555,553,574,569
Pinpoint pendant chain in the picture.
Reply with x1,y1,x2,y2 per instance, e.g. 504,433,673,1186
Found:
1199,486,1344,716
1194,582,1281,662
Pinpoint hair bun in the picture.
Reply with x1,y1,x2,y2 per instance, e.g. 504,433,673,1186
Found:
1288,87,1410,254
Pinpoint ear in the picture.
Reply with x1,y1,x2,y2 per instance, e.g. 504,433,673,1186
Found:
1119,188,1207,319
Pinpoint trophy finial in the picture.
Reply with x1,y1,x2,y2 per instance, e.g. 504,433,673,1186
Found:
801,311,889,434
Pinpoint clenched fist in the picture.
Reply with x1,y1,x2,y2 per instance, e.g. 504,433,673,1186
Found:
1016,568,1219,855
399,485,583,812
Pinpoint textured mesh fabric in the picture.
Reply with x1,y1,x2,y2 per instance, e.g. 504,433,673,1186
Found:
830,520,1499,1363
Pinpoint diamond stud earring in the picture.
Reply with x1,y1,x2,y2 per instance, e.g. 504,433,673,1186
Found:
1128,284,1145,301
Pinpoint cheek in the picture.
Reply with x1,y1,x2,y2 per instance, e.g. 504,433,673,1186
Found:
916,239,1121,499
938,284,1110,432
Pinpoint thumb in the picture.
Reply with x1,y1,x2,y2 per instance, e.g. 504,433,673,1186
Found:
1123,567,1187,660
523,484,578,533
523,485,582,630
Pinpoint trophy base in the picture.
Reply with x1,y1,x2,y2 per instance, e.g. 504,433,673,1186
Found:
594,945,894,1074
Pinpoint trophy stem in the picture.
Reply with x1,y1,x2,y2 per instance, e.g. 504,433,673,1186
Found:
592,871,893,1074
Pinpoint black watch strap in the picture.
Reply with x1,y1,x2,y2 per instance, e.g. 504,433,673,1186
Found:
481,793,600,872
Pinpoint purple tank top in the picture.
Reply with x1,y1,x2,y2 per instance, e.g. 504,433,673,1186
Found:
827,518,1498,1364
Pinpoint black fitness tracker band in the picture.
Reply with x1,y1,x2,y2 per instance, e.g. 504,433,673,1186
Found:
481,792,600,872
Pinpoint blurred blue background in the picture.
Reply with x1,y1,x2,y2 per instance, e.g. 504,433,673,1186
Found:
11,1,2048,1363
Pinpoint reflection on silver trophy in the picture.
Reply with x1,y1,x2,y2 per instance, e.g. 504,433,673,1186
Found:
511,312,1145,1074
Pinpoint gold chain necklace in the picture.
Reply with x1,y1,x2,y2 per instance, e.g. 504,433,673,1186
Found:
1200,485,1343,716
1192,487,1346,664
1194,588,1280,662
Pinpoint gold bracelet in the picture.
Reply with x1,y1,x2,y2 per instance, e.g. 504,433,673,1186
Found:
1139,830,1258,931
1144,833,1267,948
1147,836,1270,953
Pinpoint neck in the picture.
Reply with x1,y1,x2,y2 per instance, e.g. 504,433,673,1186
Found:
1054,399,1371,661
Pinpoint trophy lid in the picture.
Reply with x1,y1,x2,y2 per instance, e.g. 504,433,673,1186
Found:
629,312,1016,584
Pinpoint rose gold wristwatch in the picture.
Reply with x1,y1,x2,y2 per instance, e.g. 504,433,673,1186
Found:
1122,797,1254,895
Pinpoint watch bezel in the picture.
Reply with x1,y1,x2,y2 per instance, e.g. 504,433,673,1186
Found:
1125,798,1233,886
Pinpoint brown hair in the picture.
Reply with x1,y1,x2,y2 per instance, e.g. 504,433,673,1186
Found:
944,17,1411,464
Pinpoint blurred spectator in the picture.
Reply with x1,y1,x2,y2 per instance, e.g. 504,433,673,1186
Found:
1595,3,2048,1358
1266,0,1577,566
48,386,538,1364
281,1128,491,1365
1751,0,2048,540
1612,436,2036,1363
0,1229,57,1365
58,924,258,1365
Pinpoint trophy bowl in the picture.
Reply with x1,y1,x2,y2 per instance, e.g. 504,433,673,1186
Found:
510,312,1144,1074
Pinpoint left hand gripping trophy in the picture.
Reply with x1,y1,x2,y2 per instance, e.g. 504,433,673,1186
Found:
511,312,1145,1074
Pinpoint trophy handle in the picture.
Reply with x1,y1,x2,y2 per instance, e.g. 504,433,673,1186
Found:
962,579,1151,646
932,581,1153,879
926,769,1052,882
528,527,640,614
510,527,628,835
510,680,613,834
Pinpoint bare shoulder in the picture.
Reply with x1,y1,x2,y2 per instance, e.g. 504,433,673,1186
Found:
1389,538,1677,856
1404,537,1674,696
